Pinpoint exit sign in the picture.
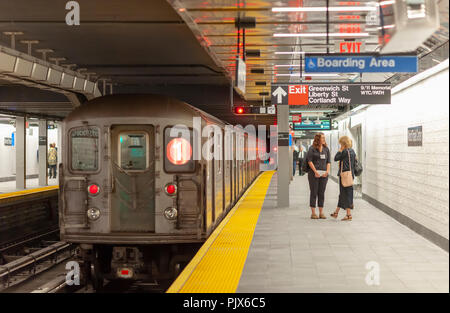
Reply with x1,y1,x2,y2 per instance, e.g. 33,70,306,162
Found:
335,41,365,53
291,114,302,123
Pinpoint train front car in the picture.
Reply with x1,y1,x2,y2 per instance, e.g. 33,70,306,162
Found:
59,94,226,288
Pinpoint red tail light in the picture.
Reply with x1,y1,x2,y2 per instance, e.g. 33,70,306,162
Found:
88,184,100,195
167,138,192,165
164,183,177,196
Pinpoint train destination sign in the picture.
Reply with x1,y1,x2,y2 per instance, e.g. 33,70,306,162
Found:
305,55,418,73
271,83,391,106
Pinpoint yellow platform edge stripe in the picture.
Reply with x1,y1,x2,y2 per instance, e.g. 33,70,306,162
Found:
0,185,59,200
167,170,274,293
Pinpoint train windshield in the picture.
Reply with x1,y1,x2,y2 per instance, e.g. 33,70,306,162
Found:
119,132,148,170
71,127,99,171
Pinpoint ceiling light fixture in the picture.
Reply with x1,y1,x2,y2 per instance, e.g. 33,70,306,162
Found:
273,32,369,37
274,51,305,55
272,6,377,12
276,73,341,77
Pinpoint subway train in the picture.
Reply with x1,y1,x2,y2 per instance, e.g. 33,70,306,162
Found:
59,94,260,288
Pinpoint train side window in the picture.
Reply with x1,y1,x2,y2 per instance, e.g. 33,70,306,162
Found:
70,127,99,172
118,132,149,171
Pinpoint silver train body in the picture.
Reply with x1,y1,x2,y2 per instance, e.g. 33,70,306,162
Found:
59,94,260,284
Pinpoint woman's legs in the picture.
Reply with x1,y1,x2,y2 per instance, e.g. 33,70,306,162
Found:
317,177,328,217
308,173,318,217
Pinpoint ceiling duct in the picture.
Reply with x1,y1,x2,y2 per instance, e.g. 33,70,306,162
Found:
380,0,440,53
0,45,101,106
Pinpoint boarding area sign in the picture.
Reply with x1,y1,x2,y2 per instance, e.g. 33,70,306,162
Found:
271,83,391,106
305,55,418,73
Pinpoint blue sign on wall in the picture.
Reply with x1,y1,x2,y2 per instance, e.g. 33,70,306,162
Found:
305,56,418,73
11,132,15,147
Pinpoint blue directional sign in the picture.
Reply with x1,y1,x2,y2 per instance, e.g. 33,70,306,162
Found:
305,55,418,73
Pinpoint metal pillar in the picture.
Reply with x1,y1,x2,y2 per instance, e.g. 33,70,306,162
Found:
277,104,290,208
15,116,26,190
38,119,48,186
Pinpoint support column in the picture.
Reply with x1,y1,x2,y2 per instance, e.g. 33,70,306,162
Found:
38,119,48,186
277,104,290,208
15,116,26,190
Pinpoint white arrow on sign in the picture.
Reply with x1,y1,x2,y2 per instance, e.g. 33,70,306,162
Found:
272,86,287,104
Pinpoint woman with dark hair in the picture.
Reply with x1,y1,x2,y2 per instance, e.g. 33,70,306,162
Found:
306,133,331,219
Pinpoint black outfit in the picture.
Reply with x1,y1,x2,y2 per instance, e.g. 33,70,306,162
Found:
306,146,331,208
335,148,356,210
298,150,305,175
293,150,299,176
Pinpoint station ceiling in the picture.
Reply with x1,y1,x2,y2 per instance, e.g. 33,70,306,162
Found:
0,0,448,125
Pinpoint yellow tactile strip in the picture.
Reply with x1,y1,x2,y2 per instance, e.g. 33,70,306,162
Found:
0,185,59,200
167,170,274,293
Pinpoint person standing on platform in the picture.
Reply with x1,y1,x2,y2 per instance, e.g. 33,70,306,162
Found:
330,136,356,221
48,143,58,179
293,145,299,176
298,146,306,176
306,133,331,219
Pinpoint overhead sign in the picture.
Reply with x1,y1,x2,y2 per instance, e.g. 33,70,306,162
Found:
235,57,246,94
233,106,275,115
305,55,418,73
335,41,365,53
271,83,391,106
293,119,331,131
408,126,423,147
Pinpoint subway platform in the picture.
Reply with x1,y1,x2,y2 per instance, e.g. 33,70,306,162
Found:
169,171,449,293
0,177,58,194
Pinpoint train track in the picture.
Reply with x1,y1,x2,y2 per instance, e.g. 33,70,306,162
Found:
0,241,76,292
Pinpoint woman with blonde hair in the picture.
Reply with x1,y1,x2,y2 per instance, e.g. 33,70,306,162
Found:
331,136,356,221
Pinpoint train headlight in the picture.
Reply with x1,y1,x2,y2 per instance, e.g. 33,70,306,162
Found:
164,183,177,196
87,207,101,221
164,207,178,220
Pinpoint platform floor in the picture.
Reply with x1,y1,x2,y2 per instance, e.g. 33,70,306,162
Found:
237,173,449,293
0,177,58,194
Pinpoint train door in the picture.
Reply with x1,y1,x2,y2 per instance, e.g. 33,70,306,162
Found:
244,136,248,187
233,132,237,203
110,125,155,232
214,129,224,220
205,132,214,232
224,131,231,211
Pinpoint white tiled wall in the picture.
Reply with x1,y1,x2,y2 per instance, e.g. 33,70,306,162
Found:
0,123,59,179
330,67,449,239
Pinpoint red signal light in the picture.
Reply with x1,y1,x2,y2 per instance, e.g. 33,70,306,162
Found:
167,138,192,165
235,107,245,114
88,184,100,195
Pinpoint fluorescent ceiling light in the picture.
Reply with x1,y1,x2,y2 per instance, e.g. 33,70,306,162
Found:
378,1,395,5
272,6,377,12
276,73,340,77
274,51,305,55
273,64,301,67
274,32,369,37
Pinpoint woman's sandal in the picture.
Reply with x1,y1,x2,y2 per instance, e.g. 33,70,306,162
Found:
319,213,326,219
311,214,319,219
330,212,339,218
342,215,352,221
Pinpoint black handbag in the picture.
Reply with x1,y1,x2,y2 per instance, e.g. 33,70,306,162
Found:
301,159,310,173
354,158,363,176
